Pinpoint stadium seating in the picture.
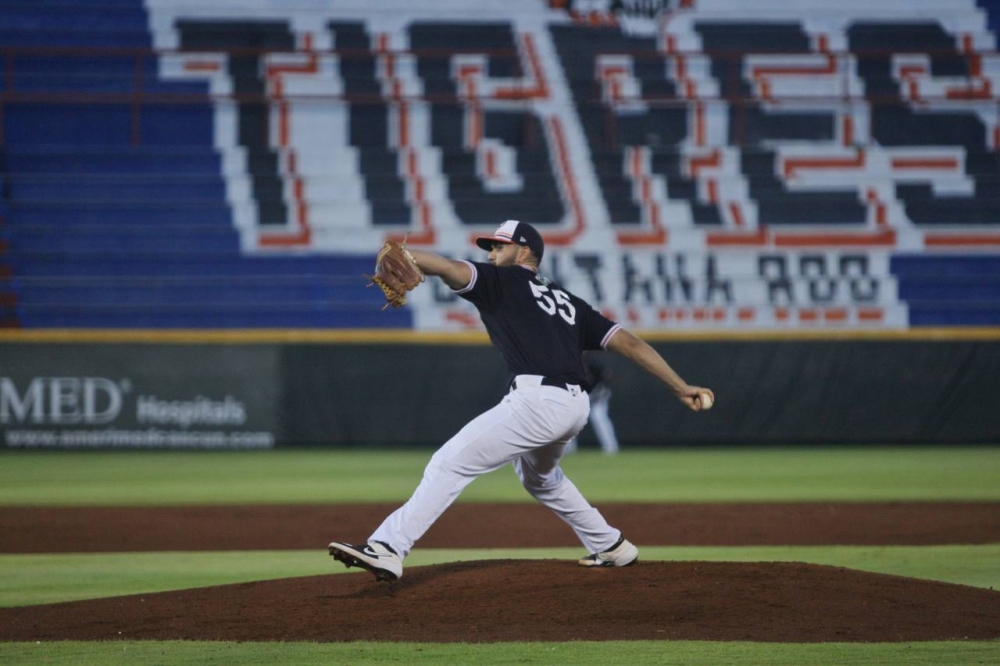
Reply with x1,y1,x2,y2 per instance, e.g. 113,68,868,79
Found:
1,0,999,328
0,184,14,328
0,1,407,328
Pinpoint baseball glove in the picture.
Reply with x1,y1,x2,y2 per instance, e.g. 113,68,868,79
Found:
370,238,425,308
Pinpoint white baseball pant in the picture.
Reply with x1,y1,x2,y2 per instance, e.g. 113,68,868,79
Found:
369,375,625,558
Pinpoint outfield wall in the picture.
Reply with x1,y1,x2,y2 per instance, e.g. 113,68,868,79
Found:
2,332,998,449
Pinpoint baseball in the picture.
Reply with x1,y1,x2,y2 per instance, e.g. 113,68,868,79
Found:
699,391,713,410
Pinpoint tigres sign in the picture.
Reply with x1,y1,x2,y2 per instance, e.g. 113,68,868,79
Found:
150,0,1000,329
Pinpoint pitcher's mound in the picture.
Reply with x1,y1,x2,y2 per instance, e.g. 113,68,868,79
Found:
3,560,1000,643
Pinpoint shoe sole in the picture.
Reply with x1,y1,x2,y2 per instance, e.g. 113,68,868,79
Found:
328,544,399,582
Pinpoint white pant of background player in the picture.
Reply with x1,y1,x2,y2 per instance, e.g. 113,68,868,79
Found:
566,385,619,454
369,375,627,558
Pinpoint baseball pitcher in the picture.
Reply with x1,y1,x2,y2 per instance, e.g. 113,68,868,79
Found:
330,220,714,581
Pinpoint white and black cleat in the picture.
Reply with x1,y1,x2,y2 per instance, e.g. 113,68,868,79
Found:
329,540,403,582
577,536,639,567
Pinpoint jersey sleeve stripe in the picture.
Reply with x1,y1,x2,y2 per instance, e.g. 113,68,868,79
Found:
453,260,478,294
601,324,623,349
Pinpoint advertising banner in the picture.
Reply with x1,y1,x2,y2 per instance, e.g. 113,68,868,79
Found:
1,345,278,450
4,338,998,448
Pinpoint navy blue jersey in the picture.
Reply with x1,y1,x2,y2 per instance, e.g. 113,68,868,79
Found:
455,261,621,388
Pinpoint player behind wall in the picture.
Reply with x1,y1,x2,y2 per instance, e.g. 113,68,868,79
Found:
566,356,620,454
329,220,714,581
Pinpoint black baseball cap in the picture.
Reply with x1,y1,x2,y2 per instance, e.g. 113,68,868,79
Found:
475,220,545,260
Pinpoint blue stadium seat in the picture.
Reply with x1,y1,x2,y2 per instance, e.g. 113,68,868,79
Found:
17,306,410,329
9,227,240,253
4,147,224,175
9,252,375,278
0,7,148,32
891,254,1000,325
7,175,227,202
7,204,234,227
0,29,151,47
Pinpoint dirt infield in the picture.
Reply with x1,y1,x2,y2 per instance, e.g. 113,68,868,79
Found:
3,501,999,552
2,502,999,643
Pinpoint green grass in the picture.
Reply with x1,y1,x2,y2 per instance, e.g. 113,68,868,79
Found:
2,446,999,504
0,550,329,607
2,639,999,665
3,545,998,608
639,544,1000,590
